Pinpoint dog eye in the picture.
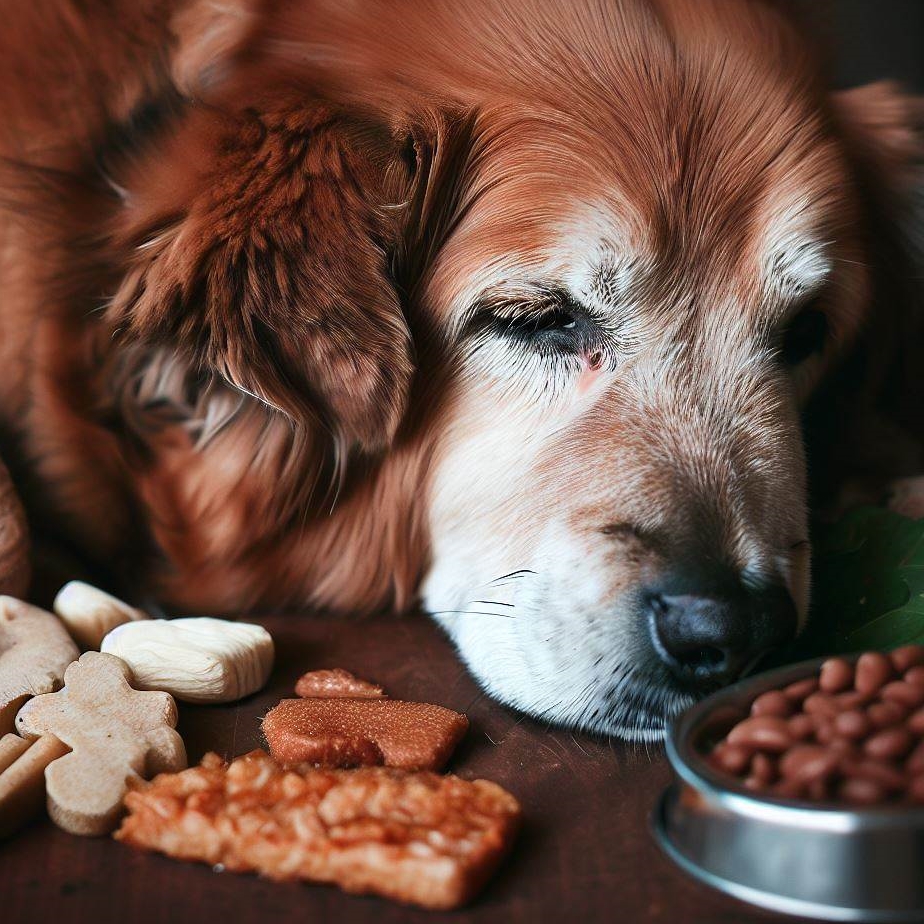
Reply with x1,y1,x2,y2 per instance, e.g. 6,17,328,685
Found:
781,304,828,366
501,306,578,338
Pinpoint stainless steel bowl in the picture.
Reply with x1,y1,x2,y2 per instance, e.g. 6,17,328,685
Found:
652,658,924,922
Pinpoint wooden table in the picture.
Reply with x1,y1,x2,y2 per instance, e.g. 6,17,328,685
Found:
1,609,813,924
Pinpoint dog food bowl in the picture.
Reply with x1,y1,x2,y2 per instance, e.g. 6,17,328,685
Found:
653,658,924,922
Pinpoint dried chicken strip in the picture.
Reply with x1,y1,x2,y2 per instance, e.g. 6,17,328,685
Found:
116,750,520,910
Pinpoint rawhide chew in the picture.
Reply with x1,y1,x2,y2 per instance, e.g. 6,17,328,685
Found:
0,597,79,735
15,651,186,835
0,732,69,838
53,581,148,649
101,617,274,703
263,697,469,771
295,668,385,699
116,750,521,910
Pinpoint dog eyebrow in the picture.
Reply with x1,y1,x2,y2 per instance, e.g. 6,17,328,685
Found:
760,200,833,302
764,234,832,304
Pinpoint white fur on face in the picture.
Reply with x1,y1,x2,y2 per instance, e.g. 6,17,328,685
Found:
422,200,828,740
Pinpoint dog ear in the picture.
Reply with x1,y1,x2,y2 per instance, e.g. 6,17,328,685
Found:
831,81,923,202
109,97,416,453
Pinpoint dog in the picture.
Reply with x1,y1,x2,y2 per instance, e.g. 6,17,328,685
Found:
0,0,921,739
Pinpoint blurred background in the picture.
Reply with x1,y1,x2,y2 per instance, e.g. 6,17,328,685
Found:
805,0,924,90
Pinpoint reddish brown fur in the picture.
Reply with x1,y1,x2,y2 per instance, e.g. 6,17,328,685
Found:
0,0,919,620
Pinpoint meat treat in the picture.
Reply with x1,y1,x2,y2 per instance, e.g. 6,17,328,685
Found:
116,750,521,910
708,645,924,805
295,668,385,699
263,697,469,771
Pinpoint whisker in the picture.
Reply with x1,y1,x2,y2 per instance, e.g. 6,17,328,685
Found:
471,599,515,607
487,569,536,585
429,609,515,619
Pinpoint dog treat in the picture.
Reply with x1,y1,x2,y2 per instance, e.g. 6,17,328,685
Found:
15,651,186,835
264,696,469,771
0,733,70,838
53,581,148,649
0,597,79,735
708,645,924,805
116,750,520,910
0,461,30,600
101,617,274,703
295,668,385,699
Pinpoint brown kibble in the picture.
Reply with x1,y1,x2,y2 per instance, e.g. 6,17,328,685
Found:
263,698,469,771
708,649,924,806
834,710,870,740
780,745,838,785
855,652,894,695
807,778,830,802
840,757,906,791
864,727,913,761
726,717,793,752
836,691,870,710
814,719,835,744
910,775,924,804
773,776,806,799
750,690,792,718
907,740,924,774
827,737,855,757
890,645,924,673
750,752,777,784
867,701,907,729
909,708,924,736
788,714,814,740
712,743,751,775
838,777,886,806
116,751,521,910
881,681,924,709
783,678,818,701
819,657,853,693
804,693,838,718
295,668,385,700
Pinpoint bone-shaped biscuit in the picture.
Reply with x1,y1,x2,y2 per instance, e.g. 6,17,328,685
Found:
15,651,187,835
0,597,79,735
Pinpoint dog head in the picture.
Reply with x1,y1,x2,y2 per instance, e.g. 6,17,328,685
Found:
114,0,922,736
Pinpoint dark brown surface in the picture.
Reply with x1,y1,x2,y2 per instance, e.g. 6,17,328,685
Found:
1,610,816,924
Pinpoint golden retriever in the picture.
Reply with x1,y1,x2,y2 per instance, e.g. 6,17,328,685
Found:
0,0,921,738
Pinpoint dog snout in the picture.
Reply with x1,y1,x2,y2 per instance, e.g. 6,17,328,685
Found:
646,576,797,690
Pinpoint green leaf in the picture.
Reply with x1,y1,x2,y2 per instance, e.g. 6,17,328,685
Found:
782,507,924,660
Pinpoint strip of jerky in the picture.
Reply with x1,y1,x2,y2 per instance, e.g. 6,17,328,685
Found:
116,750,520,910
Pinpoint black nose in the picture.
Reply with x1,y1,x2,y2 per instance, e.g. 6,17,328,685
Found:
646,581,797,689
